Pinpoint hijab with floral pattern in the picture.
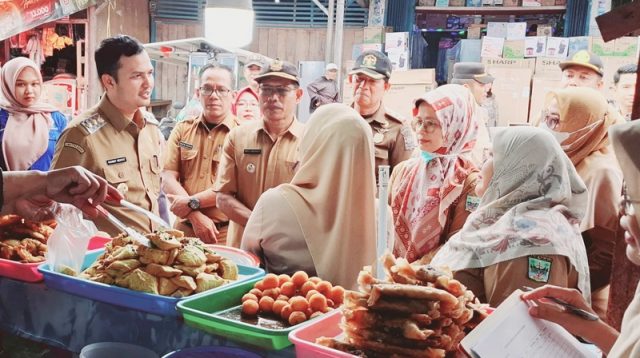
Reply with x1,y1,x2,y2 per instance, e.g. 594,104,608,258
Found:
431,127,591,300
391,84,479,262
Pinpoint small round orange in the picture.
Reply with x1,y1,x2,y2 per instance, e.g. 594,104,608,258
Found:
280,304,293,321
280,282,296,297
291,271,309,287
259,296,275,313
262,287,280,299
300,281,317,296
329,286,345,305
309,276,322,284
249,288,263,298
316,281,333,296
272,300,288,316
289,296,309,312
305,289,320,301
254,280,265,291
277,274,291,286
288,311,307,326
309,293,328,312
262,274,279,290
242,299,259,316
241,293,258,303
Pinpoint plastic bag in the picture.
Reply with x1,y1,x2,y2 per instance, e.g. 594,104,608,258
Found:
45,204,98,276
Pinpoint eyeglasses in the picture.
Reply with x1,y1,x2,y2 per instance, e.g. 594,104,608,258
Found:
622,183,639,216
200,86,231,98
412,118,441,133
259,85,297,98
351,75,384,86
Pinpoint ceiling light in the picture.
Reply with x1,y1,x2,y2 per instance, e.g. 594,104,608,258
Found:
204,0,254,48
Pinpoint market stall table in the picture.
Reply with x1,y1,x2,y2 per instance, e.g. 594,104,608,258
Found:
0,277,295,357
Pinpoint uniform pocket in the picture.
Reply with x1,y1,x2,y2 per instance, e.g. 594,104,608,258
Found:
103,165,130,185
180,149,198,178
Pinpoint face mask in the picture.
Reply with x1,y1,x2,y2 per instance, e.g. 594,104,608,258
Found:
421,151,434,162
540,122,570,144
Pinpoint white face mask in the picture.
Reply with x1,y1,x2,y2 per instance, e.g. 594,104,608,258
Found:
540,122,570,144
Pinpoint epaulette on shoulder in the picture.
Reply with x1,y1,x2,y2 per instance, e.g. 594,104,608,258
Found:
78,113,106,135
143,111,160,126
384,108,407,123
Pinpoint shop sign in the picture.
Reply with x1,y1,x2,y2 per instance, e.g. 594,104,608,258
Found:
18,0,57,25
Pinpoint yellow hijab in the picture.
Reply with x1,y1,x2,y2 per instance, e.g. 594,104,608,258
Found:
278,103,377,289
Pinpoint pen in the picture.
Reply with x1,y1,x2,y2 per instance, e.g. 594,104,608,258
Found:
521,286,599,321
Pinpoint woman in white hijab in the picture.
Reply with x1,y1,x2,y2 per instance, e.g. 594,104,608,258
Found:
522,119,640,357
431,127,591,307
242,103,376,289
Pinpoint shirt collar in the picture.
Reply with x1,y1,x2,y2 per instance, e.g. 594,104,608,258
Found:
198,112,237,132
352,102,386,125
98,95,145,132
254,117,304,138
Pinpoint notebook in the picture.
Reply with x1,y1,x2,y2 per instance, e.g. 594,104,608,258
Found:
461,289,599,358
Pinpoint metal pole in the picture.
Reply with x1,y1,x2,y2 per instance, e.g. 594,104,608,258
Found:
325,0,335,63
333,0,345,89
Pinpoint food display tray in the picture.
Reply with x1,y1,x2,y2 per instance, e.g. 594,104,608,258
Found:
178,278,325,351
289,310,356,358
38,248,264,316
0,236,112,283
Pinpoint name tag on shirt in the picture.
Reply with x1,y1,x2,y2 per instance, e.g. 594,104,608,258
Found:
244,149,262,155
179,141,194,150
106,157,127,165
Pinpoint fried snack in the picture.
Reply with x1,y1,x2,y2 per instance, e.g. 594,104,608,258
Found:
176,246,207,267
147,231,182,251
116,269,159,294
106,259,142,275
145,263,183,277
106,244,138,262
174,264,206,277
158,277,180,296
368,284,458,309
138,246,173,265
218,259,239,280
171,275,197,291
195,272,225,293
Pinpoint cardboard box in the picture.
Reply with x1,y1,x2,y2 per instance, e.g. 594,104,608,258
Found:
467,24,484,40
537,25,553,37
534,57,562,78
481,37,505,58
450,0,466,5
386,69,438,119
467,0,483,5
503,0,520,5
487,22,508,38
592,37,616,56
489,67,533,125
482,57,536,71
503,40,525,58
524,36,547,57
506,23,527,40
418,0,436,5
545,37,569,58
614,37,639,57
528,77,562,123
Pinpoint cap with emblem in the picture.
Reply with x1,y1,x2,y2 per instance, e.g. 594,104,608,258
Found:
349,50,392,80
254,59,299,84
245,59,264,69
451,62,494,85
559,50,604,76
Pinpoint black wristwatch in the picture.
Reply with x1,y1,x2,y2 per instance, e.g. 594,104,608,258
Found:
188,197,201,210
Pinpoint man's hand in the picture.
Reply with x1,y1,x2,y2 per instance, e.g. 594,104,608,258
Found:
170,196,192,218
188,211,218,244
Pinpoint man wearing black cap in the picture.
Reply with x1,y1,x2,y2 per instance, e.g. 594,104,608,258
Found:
214,59,304,247
559,50,604,90
349,50,416,178
450,62,493,166
451,62,494,105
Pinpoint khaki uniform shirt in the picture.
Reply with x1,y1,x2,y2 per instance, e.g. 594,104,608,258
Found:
213,118,304,247
163,112,237,224
363,105,416,179
52,96,162,236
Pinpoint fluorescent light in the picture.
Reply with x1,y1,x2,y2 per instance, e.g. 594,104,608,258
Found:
204,0,254,48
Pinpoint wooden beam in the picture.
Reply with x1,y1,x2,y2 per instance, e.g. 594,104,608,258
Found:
595,1,640,42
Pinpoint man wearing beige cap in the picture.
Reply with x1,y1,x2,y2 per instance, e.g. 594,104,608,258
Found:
243,59,264,92
214,59,304,247
349,50,415,179
307,63,340,113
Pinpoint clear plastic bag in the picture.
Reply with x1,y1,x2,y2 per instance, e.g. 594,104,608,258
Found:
45,203,98,276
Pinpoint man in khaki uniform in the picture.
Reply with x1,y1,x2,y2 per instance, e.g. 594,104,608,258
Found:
349,50,415,178
162,64,237,244
214,60,304,248
52,35,161,236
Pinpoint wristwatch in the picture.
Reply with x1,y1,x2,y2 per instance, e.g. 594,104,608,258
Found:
188,197,201,210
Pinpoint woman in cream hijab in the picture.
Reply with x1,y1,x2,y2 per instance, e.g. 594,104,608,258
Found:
431,127,590,307
0,57,66,171
242,103,376,289
523,119,640,357
539,87,623,312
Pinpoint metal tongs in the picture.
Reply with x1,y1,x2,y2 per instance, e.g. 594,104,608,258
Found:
106,193,170,229
96,205,151,247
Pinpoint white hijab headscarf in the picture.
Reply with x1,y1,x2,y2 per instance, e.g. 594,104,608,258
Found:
432,127,591,300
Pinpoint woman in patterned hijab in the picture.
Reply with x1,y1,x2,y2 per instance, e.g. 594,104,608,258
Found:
389,84,479,264
431,127,590,307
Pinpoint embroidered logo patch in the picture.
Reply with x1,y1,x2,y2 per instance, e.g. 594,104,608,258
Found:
528,256,552,283
465,195,481,212
64,142,85,154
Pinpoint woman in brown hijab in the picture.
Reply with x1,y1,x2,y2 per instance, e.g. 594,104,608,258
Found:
539,86,623,314
241,103,376,289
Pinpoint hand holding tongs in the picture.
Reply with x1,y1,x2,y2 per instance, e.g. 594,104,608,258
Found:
96,205,151,247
